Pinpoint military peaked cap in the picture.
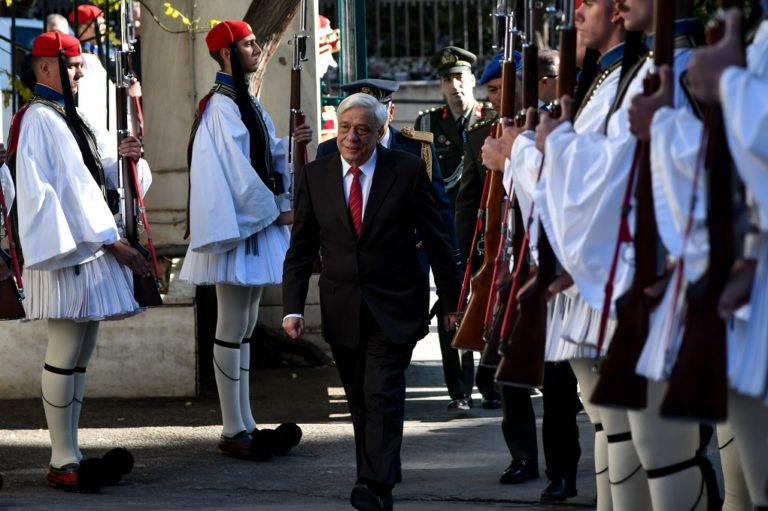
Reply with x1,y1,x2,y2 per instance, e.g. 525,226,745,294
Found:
430,46,476,77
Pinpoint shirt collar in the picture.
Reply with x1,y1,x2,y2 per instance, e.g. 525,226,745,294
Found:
598,43,625,70
645,18,704,49
34,84,65,105
215,71,235,87
379,127,392,149
341,147,378,178
452,101,475,122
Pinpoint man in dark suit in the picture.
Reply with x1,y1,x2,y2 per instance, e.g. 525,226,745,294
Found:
316,78,460,263
317,81,463,412
283,93,460,511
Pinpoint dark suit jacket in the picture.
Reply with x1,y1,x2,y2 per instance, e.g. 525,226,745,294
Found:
315,128,458,252
283,146,461,348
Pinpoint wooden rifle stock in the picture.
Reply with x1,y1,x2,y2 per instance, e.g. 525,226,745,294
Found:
480,56,520,341
0,249,25,320
290,68,307,185
453,46,518,351
452,169,506,351
0,161,24,319
496,231,556,388
591,140,660,409
660,5,740,421
116,1,162,308
482,194,529,367
116,93,162,308
592,2,674,406
497,4,578,388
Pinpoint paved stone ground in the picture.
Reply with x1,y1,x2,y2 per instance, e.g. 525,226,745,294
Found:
0,328,721,510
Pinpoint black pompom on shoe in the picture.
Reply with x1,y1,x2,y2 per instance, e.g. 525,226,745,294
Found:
101,448,134,485
273,422,302,455
76,458,108,492
249,429,275,461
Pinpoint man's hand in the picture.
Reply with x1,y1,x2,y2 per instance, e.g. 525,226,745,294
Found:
0,256,12,281
293,124,313,144
628,65,674,141
277,211,294,225
718,258,756,319
105,240,152,277
546,271,573,301
442,312,458,332
480,112,533,172
127,78,142,98
118,136,142,162
686,8,745,105
0,142,6,166
283,316,305,339
535,95,573,153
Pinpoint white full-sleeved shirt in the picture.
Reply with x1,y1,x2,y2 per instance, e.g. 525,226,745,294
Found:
14,99,151,271
542,47,696,313
721,19,768,228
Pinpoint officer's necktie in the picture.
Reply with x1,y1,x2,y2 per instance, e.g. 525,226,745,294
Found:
348,167,363,237
456,115,466,140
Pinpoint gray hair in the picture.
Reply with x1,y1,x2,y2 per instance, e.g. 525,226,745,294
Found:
337,93,388,129
45,13,70,33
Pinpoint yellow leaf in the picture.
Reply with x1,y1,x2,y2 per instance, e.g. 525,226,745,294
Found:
209,19,221,29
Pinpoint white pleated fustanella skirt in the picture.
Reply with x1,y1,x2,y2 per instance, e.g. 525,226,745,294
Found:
179,222,289,287
24,251,141,321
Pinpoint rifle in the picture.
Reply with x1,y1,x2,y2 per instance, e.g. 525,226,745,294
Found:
495,0,576,389
289,0,309,199
452,0,515,352
116,0,162,307
660,1,742,421
0,170,25,320
591,0,675,409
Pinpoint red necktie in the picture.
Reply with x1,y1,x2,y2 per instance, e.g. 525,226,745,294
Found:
348,166,363,237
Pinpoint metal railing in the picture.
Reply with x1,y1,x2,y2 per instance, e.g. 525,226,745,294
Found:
319,0,499,81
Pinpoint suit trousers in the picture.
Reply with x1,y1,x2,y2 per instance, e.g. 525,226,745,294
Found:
331,308,415,492
542,361,582,482
437,317,475,399
501,385,538,461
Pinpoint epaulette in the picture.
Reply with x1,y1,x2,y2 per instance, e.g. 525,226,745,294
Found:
416,105,443,117
400,127,434,181
399,127,434,144
467,117,494,134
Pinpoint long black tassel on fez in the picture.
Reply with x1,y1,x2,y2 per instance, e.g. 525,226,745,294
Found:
57,48,110,205
228,43,282,196
229,43,285,255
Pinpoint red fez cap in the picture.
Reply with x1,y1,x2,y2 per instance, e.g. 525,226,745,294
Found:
32,32,82,58
206,20,254,52
67,4,104,24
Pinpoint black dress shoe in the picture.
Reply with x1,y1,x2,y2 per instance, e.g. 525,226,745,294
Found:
540,478,577,501
499,458,539,484
350,483,385,511
481,396,502,409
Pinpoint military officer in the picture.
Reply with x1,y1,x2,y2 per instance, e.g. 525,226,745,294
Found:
415,46,493,208
414,47,494,411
